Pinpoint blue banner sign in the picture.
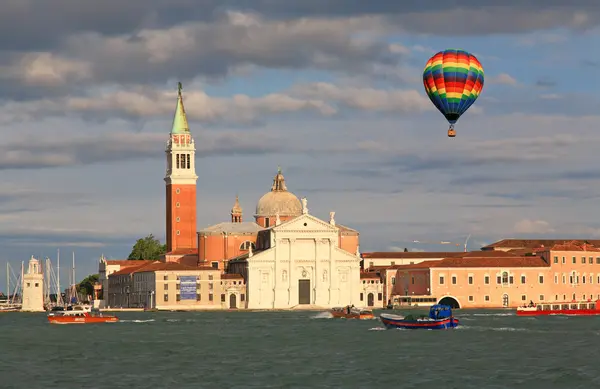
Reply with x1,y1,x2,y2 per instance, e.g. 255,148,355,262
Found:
179,276,197,300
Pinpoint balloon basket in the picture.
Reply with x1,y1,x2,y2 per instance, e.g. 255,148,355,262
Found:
447,128,456,137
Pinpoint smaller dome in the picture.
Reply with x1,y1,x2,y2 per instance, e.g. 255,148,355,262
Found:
255,168,302,217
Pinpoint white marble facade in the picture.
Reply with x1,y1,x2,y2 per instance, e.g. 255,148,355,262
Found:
245,213,361,309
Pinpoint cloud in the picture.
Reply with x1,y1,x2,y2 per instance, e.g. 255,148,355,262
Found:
488,73,518,86
0,82,437,126
0,12,398,92
289,82,432,113
3,2,599,54
0,129,307,170
513,219,555,234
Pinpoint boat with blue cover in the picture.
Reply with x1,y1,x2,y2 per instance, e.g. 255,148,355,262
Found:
379,304,459,330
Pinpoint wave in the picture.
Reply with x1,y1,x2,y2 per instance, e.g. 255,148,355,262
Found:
368,327,386,331
119,319,155,323
466,312,515,317
310,312,333,319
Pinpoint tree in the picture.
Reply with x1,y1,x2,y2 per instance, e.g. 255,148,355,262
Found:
404,248,408,252
128,234,167,260
77,274,99,297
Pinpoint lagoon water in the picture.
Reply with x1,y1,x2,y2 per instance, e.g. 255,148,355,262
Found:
1,309,599,389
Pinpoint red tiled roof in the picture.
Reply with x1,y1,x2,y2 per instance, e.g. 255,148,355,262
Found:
110,262,159,276
362,251,465,259
550,240,600,252
362,250,518,260
109,261,216,277
139,262,216,272
393,256,548,270
483,239,600,249
222,273,244,279
105,259,154,267
166,248,199,256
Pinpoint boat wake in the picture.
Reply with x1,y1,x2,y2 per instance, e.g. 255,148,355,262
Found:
368,327,386,331
457,325,530,332
311,312,333,319
466,312,515,317
119,319,155,323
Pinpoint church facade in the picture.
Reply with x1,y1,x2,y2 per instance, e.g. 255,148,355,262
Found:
228,203,362,309
159,84,362,309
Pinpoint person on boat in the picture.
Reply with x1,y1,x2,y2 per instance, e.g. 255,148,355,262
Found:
346,305,351,314
528,300,534,307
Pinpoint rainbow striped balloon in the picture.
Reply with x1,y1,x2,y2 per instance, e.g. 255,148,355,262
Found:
423,49,484,127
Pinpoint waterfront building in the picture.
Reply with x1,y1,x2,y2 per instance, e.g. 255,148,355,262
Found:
197,169,360,272
228,201,362,309
97,257,154,308
359,272,385,308
390,240,600,308
21,257,44,312
106,261,246,310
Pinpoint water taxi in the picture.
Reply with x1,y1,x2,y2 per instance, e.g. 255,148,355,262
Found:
330,306,374,320
380,304,459,330
516,300,600,316
47,305,119,324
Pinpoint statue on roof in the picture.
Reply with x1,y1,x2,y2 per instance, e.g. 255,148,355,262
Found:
301,197,308,214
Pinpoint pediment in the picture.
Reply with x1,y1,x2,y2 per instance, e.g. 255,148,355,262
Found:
272,213,338,233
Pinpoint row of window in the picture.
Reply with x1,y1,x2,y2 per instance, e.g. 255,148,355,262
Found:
437,272,600,286
164,283,213,291
163,275,214,281
176,153,192,169
554,274,599,285
466,294,600,303
164,293,246,302
438,273,544,285
554,256,600,265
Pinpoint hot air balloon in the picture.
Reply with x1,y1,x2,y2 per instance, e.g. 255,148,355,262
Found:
423,49,484,137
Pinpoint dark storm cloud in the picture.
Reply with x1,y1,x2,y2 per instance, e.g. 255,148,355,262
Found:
2,1,598,52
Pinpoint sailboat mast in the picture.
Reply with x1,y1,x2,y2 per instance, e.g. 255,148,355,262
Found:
72,251,76,302
6,262,8,301
57,249,61,305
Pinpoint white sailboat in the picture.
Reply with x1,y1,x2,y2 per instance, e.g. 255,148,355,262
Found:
0,262,23,311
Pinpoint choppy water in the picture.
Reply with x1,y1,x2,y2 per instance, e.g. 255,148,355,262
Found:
1,309,599,389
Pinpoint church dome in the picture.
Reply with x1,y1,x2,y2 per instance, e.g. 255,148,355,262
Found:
255,168,302,217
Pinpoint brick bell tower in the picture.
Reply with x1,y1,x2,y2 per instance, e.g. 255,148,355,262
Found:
165,82,198,252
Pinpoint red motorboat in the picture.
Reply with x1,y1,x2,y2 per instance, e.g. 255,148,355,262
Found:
516,300,600,316
47,305,119,324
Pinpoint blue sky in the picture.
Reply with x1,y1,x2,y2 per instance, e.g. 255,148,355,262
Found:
1,2,600,290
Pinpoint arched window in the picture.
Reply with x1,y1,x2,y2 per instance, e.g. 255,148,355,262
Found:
501,272,509,285
240,241,256,251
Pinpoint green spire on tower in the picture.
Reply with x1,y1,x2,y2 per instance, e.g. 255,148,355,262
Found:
171,82,189,134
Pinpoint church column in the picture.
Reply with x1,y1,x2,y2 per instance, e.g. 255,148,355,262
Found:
288,238,295,305
272,238,278,308
328,238,334,304
313,238,318,305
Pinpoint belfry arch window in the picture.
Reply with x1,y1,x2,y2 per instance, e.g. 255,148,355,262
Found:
240,241,256,251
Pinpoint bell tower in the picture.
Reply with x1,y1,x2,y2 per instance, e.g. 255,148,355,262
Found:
231,195,243,223
165,83,198,252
